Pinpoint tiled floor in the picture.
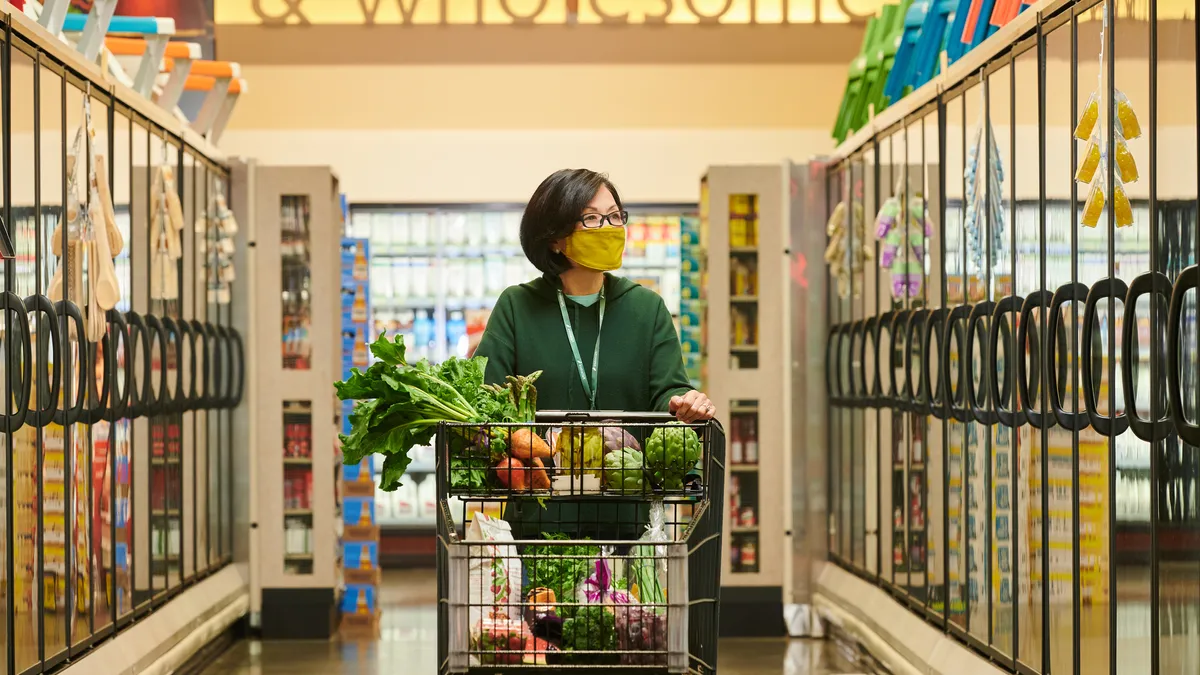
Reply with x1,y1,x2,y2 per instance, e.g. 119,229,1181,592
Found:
203,570,862,674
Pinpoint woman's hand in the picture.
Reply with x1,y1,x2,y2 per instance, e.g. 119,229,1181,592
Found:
669,390,716,422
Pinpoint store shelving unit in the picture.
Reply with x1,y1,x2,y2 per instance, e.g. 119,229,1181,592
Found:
232,162,343,639
704,164,793,636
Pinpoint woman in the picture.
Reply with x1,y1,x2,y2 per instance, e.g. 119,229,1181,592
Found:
475,169,714,539
475,168,715,421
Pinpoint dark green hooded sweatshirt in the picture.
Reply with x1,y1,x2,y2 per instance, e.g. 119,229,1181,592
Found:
474,273,693,539
475,273,692,412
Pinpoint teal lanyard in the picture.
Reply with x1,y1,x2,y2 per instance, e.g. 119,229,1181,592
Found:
557,287,605,410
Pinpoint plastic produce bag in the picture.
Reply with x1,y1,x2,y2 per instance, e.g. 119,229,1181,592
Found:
465,513,524,625
1076,135,1101,184
576,550,634,606
618,501,670,664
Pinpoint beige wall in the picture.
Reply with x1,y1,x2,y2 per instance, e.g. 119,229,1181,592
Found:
219,62,848,201
215,15,1196,204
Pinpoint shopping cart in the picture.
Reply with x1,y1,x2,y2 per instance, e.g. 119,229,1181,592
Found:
435,412,725,674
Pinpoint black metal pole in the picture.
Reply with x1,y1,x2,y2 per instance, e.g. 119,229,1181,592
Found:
34,47,47,667
1070,10,1082,675
1008,49,1020,673
1105,0,1118,670
939,94,950,632
3,20,15,674
1147,0,1161,672
1037,20,1051,675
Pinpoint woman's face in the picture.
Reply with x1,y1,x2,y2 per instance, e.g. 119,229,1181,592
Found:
554,186,623,260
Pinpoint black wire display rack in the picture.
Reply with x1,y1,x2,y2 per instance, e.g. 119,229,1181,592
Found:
435,412,725,674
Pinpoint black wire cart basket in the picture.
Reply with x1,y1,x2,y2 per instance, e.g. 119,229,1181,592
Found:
435,412,725,674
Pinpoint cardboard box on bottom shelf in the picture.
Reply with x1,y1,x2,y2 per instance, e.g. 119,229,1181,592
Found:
340,607,381,634
344,541,379,571
344,496,377,532
344,565,382,586
340,583,381,634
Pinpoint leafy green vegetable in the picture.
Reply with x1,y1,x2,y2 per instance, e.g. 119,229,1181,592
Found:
561,605,618,664
335,333,540,491
603,448,644,493
644,422,702,491
523,533,599,618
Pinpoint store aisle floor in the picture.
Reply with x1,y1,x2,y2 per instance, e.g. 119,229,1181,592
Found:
204,570,860,674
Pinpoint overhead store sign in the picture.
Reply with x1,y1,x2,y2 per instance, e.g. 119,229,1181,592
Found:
223,0,882,25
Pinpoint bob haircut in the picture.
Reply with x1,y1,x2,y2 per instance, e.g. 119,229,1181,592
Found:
520,169,623,276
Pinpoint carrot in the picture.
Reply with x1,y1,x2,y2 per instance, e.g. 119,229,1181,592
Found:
529,457,551,490
509,428,552,460
494,457,527,491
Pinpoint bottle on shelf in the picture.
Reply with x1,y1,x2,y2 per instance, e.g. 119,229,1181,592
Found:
730,417,744,464
739,539,757,570
744,416,758,464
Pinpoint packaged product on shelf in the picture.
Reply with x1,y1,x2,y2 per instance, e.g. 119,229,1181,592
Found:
342,584,377,615
372,212,393,252
351,212,372,240
374,489,392,521
391,258,411,300
371,260,393,302
465,212,485,247
345,540,379,570
730,417,744,464
739,539,757,569
506,258,528,288
484,256,507,295
739,507,756,527
445,212,466,246
399,212,419,247
417,477,438,519
446,259,467,298
744,417,758,464
484,212,504,246
466,513,523,623
344,496,376,528
343,456,373,483
394,481,418,519
504,211,522,245
411,259,431,299
466,258,486,298
644,219,667,266
447,311,468,358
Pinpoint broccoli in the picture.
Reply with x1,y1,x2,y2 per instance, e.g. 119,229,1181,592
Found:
644,422,702,490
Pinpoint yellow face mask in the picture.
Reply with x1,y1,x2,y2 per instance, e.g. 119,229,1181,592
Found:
561,227,626,272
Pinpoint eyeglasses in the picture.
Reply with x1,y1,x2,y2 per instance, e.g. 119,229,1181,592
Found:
579,210,629,229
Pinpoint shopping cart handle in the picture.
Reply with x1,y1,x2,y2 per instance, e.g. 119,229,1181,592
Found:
537,411,680,423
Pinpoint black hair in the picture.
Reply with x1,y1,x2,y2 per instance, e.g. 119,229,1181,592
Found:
520,169,623,276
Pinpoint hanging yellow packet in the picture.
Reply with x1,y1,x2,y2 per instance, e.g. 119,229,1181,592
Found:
1081,179,1105,228
1114,136,1139,183
1113,179,1134,227
1114,90,1142,140
1074,92,1099,140
1076,135,1101,184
